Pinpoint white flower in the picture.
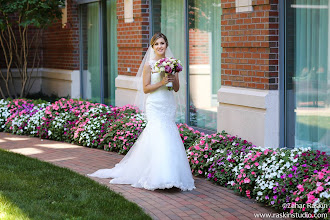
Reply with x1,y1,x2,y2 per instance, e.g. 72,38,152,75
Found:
257,191,263,196
320,191,330,199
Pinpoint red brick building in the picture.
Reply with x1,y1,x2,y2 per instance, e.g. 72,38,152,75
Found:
3,0,329,153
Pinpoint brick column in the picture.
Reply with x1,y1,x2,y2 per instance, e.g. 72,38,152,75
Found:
218,0,280,148
115,0,150,107
221,0,279,90
116,0,150,77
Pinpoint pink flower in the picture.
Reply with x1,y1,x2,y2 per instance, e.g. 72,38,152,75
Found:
175,63,183,72
318,172,324,179
204,155,208,158
251,171,256,175
295,197,300,202
297,184,304,192
244,178,250,183
245,165,251,169
198,170,202,174
306,194,315,203
254,162,259,166
316,186,324,193
164,65,172,73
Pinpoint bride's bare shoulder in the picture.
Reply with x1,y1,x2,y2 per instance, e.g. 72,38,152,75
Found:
144,62,152,71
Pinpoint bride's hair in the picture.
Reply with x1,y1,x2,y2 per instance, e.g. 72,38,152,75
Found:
150,33,168,48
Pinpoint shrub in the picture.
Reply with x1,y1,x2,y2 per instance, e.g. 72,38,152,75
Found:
186,132,252,177
72,105,115,148
102,113,146,154
206,139,255,186
0,99,10,131
290,168,330,215
177,123,204,150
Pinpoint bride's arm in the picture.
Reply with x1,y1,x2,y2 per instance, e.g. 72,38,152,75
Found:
143,64,168,94
171,72,180,92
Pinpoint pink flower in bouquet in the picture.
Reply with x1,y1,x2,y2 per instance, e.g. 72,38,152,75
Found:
165,65,172,73
176,63,183,72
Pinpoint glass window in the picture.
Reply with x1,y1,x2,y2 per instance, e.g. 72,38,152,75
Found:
285,0,330,153
152,0,187,123
152,0,222,130
188,0,221,130
81,3,101,103
106,0,118,106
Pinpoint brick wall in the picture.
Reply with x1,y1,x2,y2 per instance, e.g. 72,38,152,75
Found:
117,0,150,77
221,0,279,90
42,0,80,70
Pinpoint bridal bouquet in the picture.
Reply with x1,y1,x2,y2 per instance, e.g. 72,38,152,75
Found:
154,57,183,90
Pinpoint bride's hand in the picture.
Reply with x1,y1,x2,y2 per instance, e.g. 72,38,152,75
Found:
161,76,169,85
168,74,176,82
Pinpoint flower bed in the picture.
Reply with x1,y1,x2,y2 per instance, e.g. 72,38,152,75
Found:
0,98,329,217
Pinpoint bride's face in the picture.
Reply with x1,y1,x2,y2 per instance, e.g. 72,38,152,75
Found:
153,38,167,56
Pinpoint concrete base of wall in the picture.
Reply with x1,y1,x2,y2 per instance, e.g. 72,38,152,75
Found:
217,86,279,148
115,75,138,107
41,68,80,98
0,68,80,99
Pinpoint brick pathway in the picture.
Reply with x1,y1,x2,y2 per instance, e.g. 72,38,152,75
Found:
0,132,290,220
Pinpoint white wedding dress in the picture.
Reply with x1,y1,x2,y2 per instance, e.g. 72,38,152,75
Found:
88,59,195,191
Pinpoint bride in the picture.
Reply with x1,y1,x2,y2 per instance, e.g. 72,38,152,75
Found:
88,33,195,191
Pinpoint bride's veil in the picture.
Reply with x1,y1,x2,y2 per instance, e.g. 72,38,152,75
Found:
134,46,186,122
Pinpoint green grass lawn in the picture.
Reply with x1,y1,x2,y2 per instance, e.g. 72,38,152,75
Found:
0,149,151,220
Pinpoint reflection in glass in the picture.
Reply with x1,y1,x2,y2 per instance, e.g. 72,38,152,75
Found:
81,3,101,103
286,0,329,153
188,0,222,130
